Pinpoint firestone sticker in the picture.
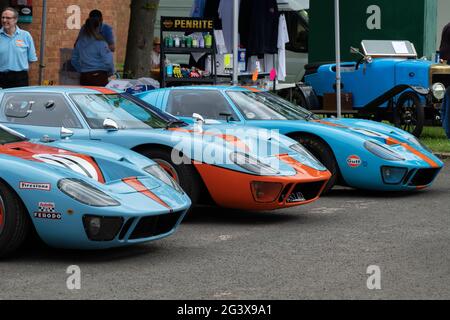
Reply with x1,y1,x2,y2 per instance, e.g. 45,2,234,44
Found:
347,155,362,168
20,182,51,191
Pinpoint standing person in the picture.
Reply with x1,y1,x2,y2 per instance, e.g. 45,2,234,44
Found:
439,22,450,64
71,17,114,86
0,7,37,89
76,9,115,52
151,36,161,70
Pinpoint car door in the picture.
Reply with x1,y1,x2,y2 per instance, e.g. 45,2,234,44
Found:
0,92,89,140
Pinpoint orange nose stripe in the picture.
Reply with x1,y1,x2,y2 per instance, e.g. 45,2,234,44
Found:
386,138,439,168
122,177,171,210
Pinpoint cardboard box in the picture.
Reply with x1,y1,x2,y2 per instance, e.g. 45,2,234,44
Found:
323,93,353,110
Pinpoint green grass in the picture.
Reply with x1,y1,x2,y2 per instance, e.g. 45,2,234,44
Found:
420,126,450,153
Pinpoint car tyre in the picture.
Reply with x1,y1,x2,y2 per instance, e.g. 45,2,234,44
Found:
292,135,338,194
140,148,202,207
394,92,424,137
0,182,30,258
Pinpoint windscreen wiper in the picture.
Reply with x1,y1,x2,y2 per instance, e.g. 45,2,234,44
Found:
166,119,187,129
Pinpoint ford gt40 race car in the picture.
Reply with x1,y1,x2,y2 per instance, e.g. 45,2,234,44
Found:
137,86,444,193
0,87,331,211
0,124,190,257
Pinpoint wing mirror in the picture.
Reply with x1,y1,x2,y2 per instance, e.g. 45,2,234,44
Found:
60,127,74,139
103,118,119,131
192,113,205,133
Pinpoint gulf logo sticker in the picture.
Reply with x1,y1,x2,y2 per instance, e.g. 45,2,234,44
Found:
347,155,362,168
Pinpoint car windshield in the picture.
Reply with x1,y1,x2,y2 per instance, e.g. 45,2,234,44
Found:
70,94,168,129
0,126,25,145
226,91,318,121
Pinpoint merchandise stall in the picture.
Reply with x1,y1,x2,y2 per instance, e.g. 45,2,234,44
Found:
160,16,217,88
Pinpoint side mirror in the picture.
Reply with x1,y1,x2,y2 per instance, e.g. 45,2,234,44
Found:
192,113,205,124
192,113,205,133
60,127,74,139
103,118,119,131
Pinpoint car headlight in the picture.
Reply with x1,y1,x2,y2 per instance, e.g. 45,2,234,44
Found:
290,143,318,160
290,143,327,171
230,152,280,175
58,178,120,207
432,82,446,100
364,141,405,161
144,165,183,193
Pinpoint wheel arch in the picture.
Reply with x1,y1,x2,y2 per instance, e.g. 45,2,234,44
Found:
285,131,347,186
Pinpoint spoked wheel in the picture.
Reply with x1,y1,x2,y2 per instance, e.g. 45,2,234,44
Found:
140,148,202,206
292,134,339,194
0,182,30,258
394,92,424,137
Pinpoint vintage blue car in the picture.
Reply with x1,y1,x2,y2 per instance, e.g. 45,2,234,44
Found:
298,40,450,137
136,86,444,193
0,86,331,211
0,124,191,257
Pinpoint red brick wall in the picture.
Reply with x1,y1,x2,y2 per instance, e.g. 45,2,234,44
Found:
18,0,131,85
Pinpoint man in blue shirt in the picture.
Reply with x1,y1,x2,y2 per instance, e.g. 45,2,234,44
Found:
75,9,115,52
0,7,37,88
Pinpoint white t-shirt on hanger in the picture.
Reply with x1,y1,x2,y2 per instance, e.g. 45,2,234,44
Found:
277,14,290,81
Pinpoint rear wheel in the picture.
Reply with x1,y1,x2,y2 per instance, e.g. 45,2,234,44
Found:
140,148,202,206
0,182,30,258
394,92,424,137
292,135,339,194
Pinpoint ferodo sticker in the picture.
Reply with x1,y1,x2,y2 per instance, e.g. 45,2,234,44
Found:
20,182,51,191
347,155,362,168
34,212,62,220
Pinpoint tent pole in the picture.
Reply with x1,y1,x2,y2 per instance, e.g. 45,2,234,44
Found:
38,0,47,85
334,0,342,118
232,0,239,85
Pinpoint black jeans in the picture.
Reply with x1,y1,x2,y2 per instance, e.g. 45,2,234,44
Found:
0,71,29,89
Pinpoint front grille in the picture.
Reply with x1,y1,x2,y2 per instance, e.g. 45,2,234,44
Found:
119,217,135,240
409,168,440,186
432,74,450,89
129,211,183,240
286,181,325,202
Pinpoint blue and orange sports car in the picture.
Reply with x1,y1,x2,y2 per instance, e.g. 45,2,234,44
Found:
0,86,331,211
137,86,444,192
0,124,190,257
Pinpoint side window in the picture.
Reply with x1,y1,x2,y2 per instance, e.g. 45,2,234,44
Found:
166,90,239,121
1,93,82,128
285,10,309,53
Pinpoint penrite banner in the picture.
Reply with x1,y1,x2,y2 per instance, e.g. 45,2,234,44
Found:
161,16,214,32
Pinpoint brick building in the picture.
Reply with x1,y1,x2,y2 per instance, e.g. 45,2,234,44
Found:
10,0,131,85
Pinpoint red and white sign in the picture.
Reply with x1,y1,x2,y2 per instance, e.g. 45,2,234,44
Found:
347,155,362,168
